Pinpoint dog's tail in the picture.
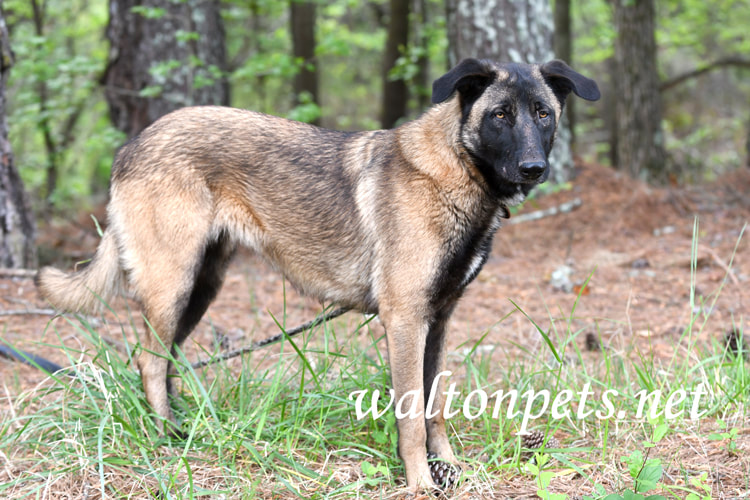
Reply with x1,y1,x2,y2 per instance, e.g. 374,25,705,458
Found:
36,231,123,313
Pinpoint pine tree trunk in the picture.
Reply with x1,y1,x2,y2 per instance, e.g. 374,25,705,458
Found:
0,12,37,268
553,0,575,145
413,0,432,111
446,0,574,183
381,0,410,129
613,0,666,181
290,0,319,125
102,0,229,138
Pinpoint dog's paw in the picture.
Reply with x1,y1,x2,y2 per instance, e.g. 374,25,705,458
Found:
426,451,461,490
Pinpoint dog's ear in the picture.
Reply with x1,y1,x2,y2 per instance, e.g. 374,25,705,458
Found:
432,58,496,104
540,59,601,104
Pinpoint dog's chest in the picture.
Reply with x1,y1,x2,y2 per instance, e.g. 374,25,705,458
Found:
431,205,505,306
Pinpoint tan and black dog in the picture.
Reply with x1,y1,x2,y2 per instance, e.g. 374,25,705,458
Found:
37,58,599,490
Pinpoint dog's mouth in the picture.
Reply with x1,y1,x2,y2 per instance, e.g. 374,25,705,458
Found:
496,183,528,208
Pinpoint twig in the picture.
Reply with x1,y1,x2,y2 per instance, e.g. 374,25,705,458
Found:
190,307,352,370
510,197,582,225
660,56,750,92
0,268,37,279
705,247,740,286
0,308,57,317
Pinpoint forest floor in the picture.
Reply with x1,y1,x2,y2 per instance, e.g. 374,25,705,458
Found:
1,162,749,499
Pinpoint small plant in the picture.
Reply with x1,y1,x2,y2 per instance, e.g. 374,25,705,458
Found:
708,418,739,454
584,423,669,500
527,453,567,500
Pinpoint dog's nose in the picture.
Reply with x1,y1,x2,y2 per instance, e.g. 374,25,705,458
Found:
519,161,546,181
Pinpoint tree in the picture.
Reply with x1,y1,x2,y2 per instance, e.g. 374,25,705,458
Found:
446,0,574,183
381,0,410,128
0,9,36,268
553,0,574,143
612,0,666,180
290,0,320,125
102,0,229,138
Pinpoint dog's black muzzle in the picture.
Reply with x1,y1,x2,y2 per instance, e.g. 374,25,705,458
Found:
519,160,548,182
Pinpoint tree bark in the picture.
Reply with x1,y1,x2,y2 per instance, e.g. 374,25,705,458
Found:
0,10,37,268
613,0,666,181
553,0,575,145
446,0,574,183
102,0,229,139
413,0,432,111
381,0,410,129
290,0,320,125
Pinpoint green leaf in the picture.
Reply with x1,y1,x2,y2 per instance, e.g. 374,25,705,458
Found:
361,461,376,477
636,461,663,493
372,430,387,445
176,30,201,43
535,469,554,490
652,423,668,443
130,6,167,19
622,491,645,500
624,450,644,479
138,85,163,98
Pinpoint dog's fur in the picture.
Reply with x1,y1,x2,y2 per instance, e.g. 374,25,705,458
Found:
36,59,599,490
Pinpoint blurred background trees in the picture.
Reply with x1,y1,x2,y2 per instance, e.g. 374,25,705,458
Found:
0,0,748,267
1,8,35,267
102,0,229,139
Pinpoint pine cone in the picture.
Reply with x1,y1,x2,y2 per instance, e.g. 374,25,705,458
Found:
724,328,747,358
427,451,461,490
521,430,560,462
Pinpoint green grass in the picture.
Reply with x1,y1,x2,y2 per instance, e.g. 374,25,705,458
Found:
1,222,747,498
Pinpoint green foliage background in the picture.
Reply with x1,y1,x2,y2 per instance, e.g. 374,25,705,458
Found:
3,0,749,211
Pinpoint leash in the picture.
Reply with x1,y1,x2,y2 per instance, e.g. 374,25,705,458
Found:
190,306,351,369
1,307,352,374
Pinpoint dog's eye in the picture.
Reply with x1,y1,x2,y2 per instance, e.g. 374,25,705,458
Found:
538,110,549,119
495,112,505,120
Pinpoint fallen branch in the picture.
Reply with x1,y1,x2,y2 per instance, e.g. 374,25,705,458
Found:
510,197,582,225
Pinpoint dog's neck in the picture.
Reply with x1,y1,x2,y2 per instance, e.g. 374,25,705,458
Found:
396,99,489,197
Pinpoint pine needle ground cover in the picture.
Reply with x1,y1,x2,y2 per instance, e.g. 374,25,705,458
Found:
2,165,748,498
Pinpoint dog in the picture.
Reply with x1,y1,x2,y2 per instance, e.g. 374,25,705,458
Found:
36,58,599,490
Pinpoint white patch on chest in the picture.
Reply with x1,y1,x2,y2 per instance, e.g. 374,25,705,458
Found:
458,205,508,289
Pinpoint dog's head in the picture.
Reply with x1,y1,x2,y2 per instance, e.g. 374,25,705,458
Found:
432,59,600,204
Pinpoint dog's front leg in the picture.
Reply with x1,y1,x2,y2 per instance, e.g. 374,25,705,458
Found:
424,306,458,464
380,309,436,490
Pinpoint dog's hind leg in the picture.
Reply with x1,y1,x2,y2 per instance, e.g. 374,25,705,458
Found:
167,232,236,392
110,186,217,435
134,233,235,436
